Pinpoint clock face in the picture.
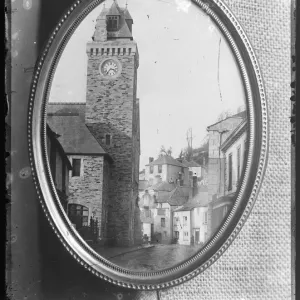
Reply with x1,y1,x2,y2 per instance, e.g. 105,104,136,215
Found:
101,59,119,77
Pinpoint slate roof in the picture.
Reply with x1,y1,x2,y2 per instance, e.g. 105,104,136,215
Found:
107,2,121,16
174,203,203,212
181,159,201,168
233,110,247,119
46,124,72,170
153,184,189,206
174,195,209,212
207,110,247,130
147,181,176,192
146,155,187,168
95,1,133,40
167,187,189,206
220,119,247,152
47,102,86,119
47,103,109,157
123,7,133,20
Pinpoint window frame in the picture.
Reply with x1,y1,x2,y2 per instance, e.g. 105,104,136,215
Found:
68,204,89,228
72,158,82,177
150,165,154,174
161,217,166,228
107,15,119,31
204,211,208,224
183,216,188,226
158,164,162,173
183,231,189,241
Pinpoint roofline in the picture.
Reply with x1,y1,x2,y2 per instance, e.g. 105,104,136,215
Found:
211,194,235,209
146,162,188,168
220,121,247,152
47,125,72,169
174,207,193,211
207,116,243,131
48,102,86,105
206,112,246,130
66,152,113,163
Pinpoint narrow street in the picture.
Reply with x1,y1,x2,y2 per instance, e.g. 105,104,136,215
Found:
109,244,203,271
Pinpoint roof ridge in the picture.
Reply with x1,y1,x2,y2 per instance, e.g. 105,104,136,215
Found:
84,123,108,152
48,102,86,105
207,110,246,130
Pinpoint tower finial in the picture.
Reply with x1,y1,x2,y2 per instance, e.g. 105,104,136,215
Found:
126,0,128,7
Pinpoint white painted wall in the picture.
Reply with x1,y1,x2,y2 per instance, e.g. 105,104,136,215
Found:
189,166,202,178
145,163,189,186
173,210,191,245
191,207,208,244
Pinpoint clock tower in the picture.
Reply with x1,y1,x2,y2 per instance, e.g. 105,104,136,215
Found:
85,0,141,247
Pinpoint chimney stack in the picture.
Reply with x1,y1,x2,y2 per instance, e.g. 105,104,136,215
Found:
149,157,154,163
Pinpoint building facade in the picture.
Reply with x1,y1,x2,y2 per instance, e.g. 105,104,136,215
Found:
145,155,189,186
173,184,209,246
46,124,72,212
47,103,112,242
138,181,190,244
173,205,209,246
206,112,247,237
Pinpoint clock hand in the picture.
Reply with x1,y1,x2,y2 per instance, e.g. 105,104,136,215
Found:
105,66,112,74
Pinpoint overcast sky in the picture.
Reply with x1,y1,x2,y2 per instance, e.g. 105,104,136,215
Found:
49,0,246,170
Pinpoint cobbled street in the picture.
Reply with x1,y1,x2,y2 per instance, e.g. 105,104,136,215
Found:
109,244,203,271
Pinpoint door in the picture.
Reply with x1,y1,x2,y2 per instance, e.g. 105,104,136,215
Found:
195,229,200,244
151,224,154,242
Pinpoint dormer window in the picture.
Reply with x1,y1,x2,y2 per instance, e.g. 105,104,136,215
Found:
107,16,119,31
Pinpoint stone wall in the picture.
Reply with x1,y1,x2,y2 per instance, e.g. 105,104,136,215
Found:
68,155,109,240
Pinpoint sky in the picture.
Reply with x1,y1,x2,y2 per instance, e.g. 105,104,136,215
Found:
49,0,246,170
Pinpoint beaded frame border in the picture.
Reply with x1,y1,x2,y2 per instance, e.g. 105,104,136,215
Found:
27,0,268,290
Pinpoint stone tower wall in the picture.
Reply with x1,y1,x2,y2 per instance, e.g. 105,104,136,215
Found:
85,41,140,246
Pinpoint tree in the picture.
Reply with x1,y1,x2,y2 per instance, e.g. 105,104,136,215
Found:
216,106,246,122
179,146,193,162
216,109,233,122
158,145,172,157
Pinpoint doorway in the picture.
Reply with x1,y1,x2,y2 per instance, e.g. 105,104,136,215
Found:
195,229,200,244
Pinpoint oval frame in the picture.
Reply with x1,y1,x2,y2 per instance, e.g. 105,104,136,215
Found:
28,0,268,289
